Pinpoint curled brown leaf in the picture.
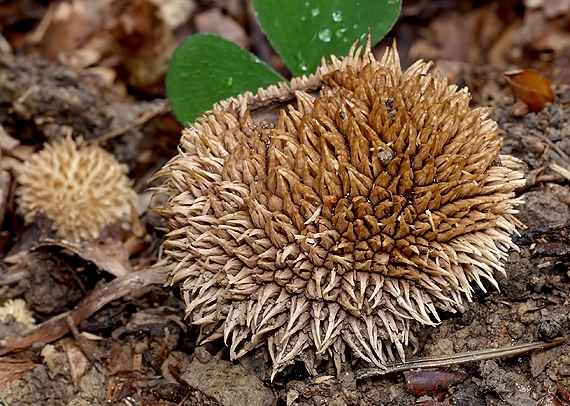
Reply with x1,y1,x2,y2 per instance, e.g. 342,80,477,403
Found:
504,68,554,112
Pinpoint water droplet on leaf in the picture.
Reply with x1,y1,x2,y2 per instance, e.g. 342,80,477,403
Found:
311,8,320,16
332,11,343,22
318,28,332,43
297,52,308,72
225,77,233,88
335,28,346,38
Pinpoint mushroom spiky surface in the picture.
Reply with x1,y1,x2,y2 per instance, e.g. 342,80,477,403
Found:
153,43,524,377
17,138,136,243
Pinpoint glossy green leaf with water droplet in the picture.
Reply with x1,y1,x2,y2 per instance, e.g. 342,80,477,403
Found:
251,0,402,77
166,34,286,125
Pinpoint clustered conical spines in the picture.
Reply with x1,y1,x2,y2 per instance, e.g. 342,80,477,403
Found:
153,41,524,377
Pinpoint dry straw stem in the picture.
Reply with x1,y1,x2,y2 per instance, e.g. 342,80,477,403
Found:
16,138,136,243
153,40,525,378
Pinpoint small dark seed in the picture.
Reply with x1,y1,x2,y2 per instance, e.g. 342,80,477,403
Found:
538,318,562,341
404,369,468,397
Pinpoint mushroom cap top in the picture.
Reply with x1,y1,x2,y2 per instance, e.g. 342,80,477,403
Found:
153,42,524,377
16,138,135,243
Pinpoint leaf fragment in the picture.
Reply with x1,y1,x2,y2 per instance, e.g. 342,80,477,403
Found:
504,68,554,112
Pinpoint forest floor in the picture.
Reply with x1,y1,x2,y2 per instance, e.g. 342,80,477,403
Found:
1,0,570,405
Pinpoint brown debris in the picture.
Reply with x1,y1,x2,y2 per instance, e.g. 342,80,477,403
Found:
504,68,555,112
60,336,91,391
181,348,277,406
0,358,37,387
194,8,249,49
106,342,135,375
0,160,10,228
557,379,570,402
38,236,133,278
0,265,165,357
530,344,563,377
24,0,194,95
404,369,468,396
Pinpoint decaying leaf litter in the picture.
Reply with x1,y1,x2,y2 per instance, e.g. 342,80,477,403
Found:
1,0,570,405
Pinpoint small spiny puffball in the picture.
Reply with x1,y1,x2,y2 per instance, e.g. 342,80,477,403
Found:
0,298,35,326
16,138,136,242
153,42,525,377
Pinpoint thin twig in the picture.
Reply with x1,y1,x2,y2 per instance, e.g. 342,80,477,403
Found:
356,337,566,380
27,2,56,45
0,266,165,356
84,99,170,146
178,392,191,406
535,131,570,163
65,315,102,371
550,163,570,182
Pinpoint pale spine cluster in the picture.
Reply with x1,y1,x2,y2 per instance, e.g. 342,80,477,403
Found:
16,138,136,242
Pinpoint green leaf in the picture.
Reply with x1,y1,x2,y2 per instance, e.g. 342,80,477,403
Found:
166,34,286,125
251,0,402,76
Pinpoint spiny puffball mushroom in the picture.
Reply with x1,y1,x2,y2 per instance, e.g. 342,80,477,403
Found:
0,298,35,326
16,138,136,243
153,42,525,377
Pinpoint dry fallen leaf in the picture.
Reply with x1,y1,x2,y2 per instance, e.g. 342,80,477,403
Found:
0,169,9,227
504,68,554,112
110,0,178,94
106,341,133,374
0,359,37,387
40,0,100,60
525,0,570,18
61,337,90,390
38,235,133,278
194,8,249,48
0,265,166,357
530,27,570,56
